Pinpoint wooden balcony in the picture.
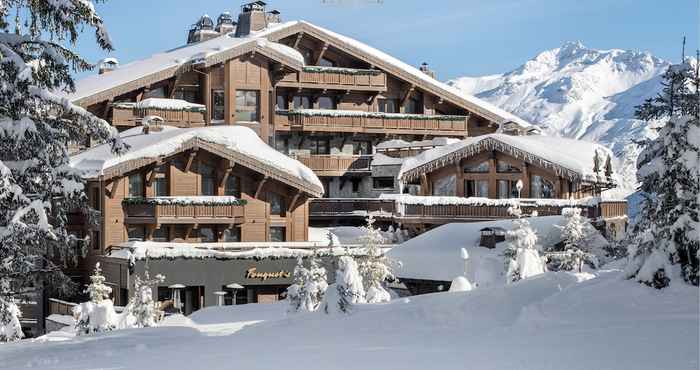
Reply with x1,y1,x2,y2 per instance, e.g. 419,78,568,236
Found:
124,200,244,224
277,67,387,92
294,155,372,176
112,103,206,128
598,201,628,219
309,198,396,219
275,110,469,136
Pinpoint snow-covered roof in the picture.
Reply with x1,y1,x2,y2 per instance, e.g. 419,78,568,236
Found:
387,216,567,283
70,125,323,197
380,194,602,208
376,137,460,151
114,98,206,112
398,133,616,184
265,21,534,130
107,241,388,261
370,153,406,167
66,22,304,107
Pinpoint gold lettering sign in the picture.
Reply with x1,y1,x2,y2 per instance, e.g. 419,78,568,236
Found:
245,267,291,281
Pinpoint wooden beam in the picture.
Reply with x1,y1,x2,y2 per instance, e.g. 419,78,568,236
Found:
146,168,156,187
106,177,121,199
293,32,304,49
102,98,113,120
401,84,415,105
314,43,329,65
185,150,197,173
288,190,301,211
254,176,268,199
219,164,235,187
168,74,183,99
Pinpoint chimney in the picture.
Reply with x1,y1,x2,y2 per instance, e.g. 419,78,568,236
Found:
186,14,218,44
215,12,236,34
419,62,436,79
235,1,268,37
98,58,119,74
266,9,281,24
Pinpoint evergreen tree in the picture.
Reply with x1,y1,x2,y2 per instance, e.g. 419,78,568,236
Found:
75,263,116,335
0,295,22,342
550,207,600,272
286,257,307,313
323,256,365,314
129,264,165,328
504,181,545,283
0,0,124,336
626,61,700,287
357,215,395,303
288,253,329,313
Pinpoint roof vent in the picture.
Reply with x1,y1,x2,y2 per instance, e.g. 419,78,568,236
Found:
187,14,219,44
419,62,436,79
236,1,268,37
98,57,119,74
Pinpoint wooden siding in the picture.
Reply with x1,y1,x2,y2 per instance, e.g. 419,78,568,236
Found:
277,68,387,92
112,106,205,128
293,155,371,176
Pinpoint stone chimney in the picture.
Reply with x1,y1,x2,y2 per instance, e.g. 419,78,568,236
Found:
235,1,268,37
419,62,436,79
266,9,281,24
98,58,119,74
186,14,218,44
216,12,236,34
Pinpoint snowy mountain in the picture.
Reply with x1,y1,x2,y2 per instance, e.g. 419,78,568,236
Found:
449,41,672,197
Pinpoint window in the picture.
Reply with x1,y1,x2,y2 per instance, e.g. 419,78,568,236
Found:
276,94,288,110
198,227,216,242
235,90,260,122
404,96,422,114
309,138,330,155
318,96,336,110
275,137,288,154
432,175,456,196
269,227,286,242
128,173,143,197
153,165,169,197
319,57,335,67
173,88,199,104
497,180,520,199
464,161,490,173
465,180,489,197
269,192,286,216
224,176,241,197
223,227,240,242
377,98,398,113
530,175,554,199
91,230,100,250
293,95,312,109
351,179,361,193
200,163,216,196
127,226,146,242
372,177,394,190
143,87,165,99
212,90,225,121
90,187,100,211
352,141,372,155
496,160,521,173
152,227,169,242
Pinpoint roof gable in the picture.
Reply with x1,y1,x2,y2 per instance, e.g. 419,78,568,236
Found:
70,125,323,197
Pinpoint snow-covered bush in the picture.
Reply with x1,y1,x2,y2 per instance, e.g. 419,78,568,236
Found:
322,256,365,314
549,207,601,272
129,268,165,328
0,0,125,328
74,263,116,335
625,61,700,287
504,189,545,283
0,296,23,342
287,255,328,313
449,276,472,292
358,215,395,303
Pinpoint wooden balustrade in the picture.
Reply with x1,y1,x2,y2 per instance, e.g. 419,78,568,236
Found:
112,106,206,128
124,202,244,224
48,298,77,316
309,199,395,218
275,110,469,135
294,155,372,176
279,68,387,91
599,201,628,219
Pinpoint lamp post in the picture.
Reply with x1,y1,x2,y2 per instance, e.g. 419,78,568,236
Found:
460,248,469,277
213,291,227,306
168,284,185,313
226,283,244,305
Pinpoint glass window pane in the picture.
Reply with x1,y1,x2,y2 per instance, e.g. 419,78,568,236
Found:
225,176,240,197
235,90,245,106
432,175,456,196
477,180,489,197
269,193,286,216
497,160,521,173
498,180,509,199
212,91,225,121
276,94,287,110
154,177,169,197
200,163,216,196
128,174,143,197
152,227,168,242
127,226,145,242
464,161,490,173
223,228,240,242
318,96,336,110
269,227,286,242
199,227,215,242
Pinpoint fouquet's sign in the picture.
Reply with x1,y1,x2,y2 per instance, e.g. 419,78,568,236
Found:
245,266,291,281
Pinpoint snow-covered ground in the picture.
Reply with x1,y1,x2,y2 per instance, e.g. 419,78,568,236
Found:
2,266,697,370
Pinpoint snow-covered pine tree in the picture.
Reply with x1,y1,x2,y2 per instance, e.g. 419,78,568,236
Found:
75,262,116,334
0,0,124,337
626,60,700,287
288,253,329,313
504,181,545,283
0,295,22,342
85,262,111,303
129,262,165,328
358,214,394,303
326,256,365,314
286,257,308,313
551,207,600,272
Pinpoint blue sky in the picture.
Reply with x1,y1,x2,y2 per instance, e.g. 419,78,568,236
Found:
75,0,698,80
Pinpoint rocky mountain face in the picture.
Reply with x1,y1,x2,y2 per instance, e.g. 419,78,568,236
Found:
449,41,673,198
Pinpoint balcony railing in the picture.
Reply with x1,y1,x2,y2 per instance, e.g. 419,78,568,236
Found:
278,66,387,92
275,109,469,135
293,155,372,176
123,197,244,224
598,201,628,219
309,198,395,218
111,101,206,128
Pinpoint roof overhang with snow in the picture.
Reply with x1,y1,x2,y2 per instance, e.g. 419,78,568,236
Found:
398,134,617,186
70,125,324,197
